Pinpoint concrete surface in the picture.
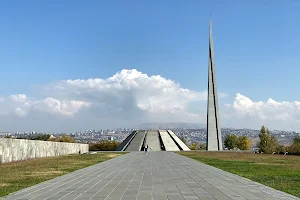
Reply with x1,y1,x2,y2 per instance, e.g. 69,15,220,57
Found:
167,130,190,151
145,131,161,151
115,131,137,151
125,131,146,151
207,16,223,151
159,130,180,151
0,138,88,164
4,152,299,200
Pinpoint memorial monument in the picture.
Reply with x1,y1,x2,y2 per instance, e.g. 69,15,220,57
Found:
206,16,223,151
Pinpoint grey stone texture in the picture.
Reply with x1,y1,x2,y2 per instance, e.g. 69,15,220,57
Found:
207,16,223,151
159,130,180,151
124,131,146,151
145,131,161,151
115,131,137,151
4,152,299,200
0,138,88,164
167,130,190,151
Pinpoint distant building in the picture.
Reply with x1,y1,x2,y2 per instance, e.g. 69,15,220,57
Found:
108,136,114,141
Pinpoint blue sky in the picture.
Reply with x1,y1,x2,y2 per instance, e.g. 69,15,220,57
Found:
0,0,299,100
0,0,299,131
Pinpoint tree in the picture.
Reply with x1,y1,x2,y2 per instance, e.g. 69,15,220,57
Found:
275,144,287,154
59,135,75,143
270,135,279,153
258,126,270,153
198,143,206,150
287,135,300,155
288,143,300,155
89,140,121,151
258,125,279,153
32,134,51,141
188,143,197,150
237,136,251,150
47,135,75,143
224,134,239,150
293,135,300,144
188,142,206,150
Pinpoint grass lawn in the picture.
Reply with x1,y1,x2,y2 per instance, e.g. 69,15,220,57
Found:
179,151,300,197
0,152,126,197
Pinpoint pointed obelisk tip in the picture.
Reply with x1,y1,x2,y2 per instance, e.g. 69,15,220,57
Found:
209,14,212,30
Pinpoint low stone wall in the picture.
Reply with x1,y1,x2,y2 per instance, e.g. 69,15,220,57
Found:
0,138,89,164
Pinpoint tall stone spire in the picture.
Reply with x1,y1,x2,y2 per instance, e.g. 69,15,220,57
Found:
206,16,222,151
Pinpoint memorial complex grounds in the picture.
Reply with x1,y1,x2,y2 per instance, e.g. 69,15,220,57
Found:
0,152,125,197
179,151,300,197
0,151,299,198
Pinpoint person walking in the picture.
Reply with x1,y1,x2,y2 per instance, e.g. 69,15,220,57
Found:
145,144,148,154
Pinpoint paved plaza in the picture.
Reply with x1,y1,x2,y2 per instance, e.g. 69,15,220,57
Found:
4,152,299,200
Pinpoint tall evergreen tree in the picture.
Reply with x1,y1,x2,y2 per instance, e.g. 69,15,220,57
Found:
258,125,279,153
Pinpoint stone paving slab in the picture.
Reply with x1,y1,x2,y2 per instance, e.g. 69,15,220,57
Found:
4,152,299,200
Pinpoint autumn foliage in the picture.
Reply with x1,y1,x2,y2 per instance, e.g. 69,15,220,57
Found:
47,135,75,143
224,134,251,150
89,140,121,151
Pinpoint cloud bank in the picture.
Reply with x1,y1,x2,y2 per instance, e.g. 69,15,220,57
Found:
223,93,300,130
0,69,299,132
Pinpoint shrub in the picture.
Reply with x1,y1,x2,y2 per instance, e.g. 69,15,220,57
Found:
288,143,300,155
89,140,121,151
188,142,206,150
47,135,75,143
224,134,251,150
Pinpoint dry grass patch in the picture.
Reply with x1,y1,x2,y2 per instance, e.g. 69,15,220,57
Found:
179,151,300,197
106,153,121,158
23,171,64,177
0,183,12,187
0,152,126,197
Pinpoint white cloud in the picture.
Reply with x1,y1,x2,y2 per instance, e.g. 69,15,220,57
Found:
9,94,27,102
1,69,299,132
222,93,300,130
232,93,300,120
0,69,217,131
33,97,91,116
40,69,211,123
0,94,91,118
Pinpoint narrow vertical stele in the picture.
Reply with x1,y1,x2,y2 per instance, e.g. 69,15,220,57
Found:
206,16,223,151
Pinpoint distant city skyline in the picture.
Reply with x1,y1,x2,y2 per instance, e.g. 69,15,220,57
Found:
0,1,299,132
1,127,297,149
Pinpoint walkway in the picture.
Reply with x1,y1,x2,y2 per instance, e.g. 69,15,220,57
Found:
4,152,299,200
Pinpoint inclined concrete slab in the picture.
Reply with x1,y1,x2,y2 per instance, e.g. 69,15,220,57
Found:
159,130,180,151
145,131,161,151
125,131,146,151
4,152,300,200
167,130,191,151
115,131,136,151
